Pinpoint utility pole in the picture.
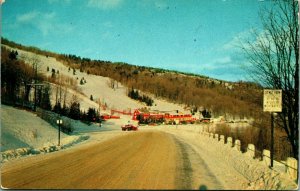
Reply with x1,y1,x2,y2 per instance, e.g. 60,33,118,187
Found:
34,62,37,111
27,83,45,111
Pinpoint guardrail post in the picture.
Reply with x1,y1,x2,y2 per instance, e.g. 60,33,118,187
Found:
220,135,225,144
234,140,241,151
286,157,298,181
214,134,219,141
227,137,233,147
209,133,214,138
263,149,271,166
247,144,255,158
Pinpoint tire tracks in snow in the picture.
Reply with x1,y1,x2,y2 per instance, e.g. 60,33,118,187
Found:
171,134,224,190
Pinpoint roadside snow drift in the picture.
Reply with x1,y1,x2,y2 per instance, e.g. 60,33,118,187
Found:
1,105,69,151
1,105,89,161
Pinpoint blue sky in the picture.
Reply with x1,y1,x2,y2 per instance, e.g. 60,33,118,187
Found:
2,0,271,82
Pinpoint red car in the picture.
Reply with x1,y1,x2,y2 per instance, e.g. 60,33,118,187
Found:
121,124,138,131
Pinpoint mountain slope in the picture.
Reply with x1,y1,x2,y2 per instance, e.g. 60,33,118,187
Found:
2,44,187,115
2,38,263,119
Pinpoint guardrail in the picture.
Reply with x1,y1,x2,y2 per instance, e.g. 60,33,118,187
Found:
154,124,298,181
199,128,298,181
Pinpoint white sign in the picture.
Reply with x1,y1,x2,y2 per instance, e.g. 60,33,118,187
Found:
263,89,282,112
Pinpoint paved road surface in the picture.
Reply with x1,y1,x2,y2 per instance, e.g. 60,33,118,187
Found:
1,131,220,189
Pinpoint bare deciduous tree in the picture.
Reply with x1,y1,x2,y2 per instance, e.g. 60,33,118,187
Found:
107,78,116,89
242,1,299,158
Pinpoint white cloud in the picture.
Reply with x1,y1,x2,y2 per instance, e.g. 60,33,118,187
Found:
214,56,232,64
36,18,73,36
44,12,56,20
16,11,39,23
222,36,240,50
15,11,73,37
200,56,233,70
87,0,123,10
225,28,279,54
222,30,253,50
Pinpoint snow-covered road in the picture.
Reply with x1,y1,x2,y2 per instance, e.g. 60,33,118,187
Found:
152,126,298,190
2,125,298,190
2,131,223,189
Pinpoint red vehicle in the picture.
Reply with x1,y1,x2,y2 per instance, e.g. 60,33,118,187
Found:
121,124,138,131
200,118,211,123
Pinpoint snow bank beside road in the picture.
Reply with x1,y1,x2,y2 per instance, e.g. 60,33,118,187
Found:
1,104,127,163
1,105,90,162
1,105,69,152
149,125,298,190
1,135,89,162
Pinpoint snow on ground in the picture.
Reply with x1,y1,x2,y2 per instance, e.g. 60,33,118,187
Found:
0,103,133,162
4,45,189,114
0,105,89,161
144,125,298,190
1,104,70,152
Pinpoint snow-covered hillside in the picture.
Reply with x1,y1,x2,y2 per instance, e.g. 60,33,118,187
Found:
4,45,187,114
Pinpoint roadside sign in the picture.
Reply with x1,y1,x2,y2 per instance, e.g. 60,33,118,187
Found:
264,89,282,168
263,89,282,112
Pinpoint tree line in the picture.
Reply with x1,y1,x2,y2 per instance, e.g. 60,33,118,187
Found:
128,88,154,106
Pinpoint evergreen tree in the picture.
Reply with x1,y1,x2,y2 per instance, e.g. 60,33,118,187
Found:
202,109,211,118
87,107,97,122
69,101,80,120
61,104,69,116
53,102,62,114
8,50,18,60
80,78,84,85
51,69,56,78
